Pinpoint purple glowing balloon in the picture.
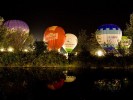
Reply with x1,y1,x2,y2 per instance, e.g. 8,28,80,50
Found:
4,20,30,34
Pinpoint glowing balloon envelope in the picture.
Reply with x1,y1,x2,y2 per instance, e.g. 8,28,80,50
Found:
3,20,30,34
96,24,122,50
120,36,132,49
43,26,66,51
62,33,78,53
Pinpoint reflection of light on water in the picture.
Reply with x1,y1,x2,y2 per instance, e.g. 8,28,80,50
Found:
94,78,128,91
47,79,64,90
123,77,129,87
63,70,76,82
64,76,76,82
63,70,68,75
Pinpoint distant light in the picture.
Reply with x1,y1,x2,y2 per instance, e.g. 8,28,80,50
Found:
23,49,28,52
0,48,5,52
64,53,68,59
7,47,14,52
96,50,104,57
75,52,78,56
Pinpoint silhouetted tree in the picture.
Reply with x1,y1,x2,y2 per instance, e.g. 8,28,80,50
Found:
34,41,47,56
75,29,89,52
0,17,8,46
123,13,133,55
88,32,103,55
75,29,103,56
2,30,35,52
0,16,4,26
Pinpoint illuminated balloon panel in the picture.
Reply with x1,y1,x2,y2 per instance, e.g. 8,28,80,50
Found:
120,36,132,49
62,33,78,53
96,24,122,49
44,26,66,51
4,20,30,34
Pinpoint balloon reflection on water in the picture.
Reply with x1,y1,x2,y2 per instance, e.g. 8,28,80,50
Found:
94,78,129,92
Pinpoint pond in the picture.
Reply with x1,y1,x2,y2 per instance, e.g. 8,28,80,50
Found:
0,68,133,100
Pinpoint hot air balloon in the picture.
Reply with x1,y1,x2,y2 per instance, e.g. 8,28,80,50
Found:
43,26,66,51
96,24,122,54
3,20,30,34
62,33,78,53
120,36,132,49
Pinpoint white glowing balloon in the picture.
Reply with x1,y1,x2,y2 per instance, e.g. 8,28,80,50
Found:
63,33,78,53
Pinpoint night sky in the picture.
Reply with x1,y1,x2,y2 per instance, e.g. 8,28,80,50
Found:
0,0,133,41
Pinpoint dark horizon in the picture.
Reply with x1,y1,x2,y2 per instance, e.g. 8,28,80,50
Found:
1,0,133,41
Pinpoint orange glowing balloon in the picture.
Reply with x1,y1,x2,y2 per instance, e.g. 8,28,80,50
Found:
43,26,66,51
